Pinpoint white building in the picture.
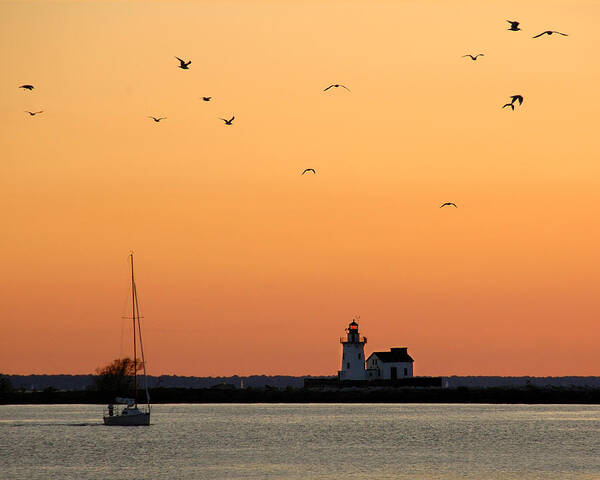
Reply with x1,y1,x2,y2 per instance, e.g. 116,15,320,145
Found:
366,348,414,380
338,320,367,380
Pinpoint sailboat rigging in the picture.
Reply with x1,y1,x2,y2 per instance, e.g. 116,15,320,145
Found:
103,253,151,426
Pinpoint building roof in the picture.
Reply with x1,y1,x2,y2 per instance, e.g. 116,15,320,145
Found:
367,348,414,363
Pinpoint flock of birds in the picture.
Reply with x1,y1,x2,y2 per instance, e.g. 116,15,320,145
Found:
17,19,568,210
463,21,568,115
506,19,568,38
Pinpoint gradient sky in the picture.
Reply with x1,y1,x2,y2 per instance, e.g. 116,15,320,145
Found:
2,0,600,376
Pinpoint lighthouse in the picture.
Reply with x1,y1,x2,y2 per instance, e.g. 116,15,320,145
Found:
338,320,367,380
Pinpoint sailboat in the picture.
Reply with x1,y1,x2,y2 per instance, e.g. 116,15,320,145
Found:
103,253,151,426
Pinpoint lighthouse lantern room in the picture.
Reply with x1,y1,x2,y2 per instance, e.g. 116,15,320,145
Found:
338,320,367,381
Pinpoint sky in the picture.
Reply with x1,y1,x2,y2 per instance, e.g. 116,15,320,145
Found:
1,0,599,376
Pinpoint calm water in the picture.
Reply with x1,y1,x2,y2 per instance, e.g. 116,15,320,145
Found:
0,404,598,480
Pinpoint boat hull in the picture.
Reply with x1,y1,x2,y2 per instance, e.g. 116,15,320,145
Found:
103,412,150,426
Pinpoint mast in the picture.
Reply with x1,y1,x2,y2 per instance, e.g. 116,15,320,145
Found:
130,253,138,406
134,283,151,409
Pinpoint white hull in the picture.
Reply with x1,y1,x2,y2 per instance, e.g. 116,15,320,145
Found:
103,411,150,426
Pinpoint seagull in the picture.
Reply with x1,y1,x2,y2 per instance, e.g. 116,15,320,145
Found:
532,30,568,38
507,20,521,31
148,116,166,122
510,94,524,105
19,84,34,90
25,110,43,116
302,168,316,175
175,56,191,69
219,116,235,125
503,94,523,110
202,97,212,101
440,202,457,208
463,54,484,61
324,84,351,92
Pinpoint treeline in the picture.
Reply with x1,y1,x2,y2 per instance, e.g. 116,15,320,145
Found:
3,374,309,391
2,385,600,405
5,374,600,391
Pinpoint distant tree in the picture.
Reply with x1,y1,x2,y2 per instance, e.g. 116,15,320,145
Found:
40,385,58,401
0,374,13,395
94,358,142,396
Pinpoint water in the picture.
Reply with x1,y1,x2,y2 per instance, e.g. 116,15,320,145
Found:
1,404,598,480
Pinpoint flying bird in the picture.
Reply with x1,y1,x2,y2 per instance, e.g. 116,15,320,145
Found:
175,56,191,69
148,116,166,122
532,30,568,38
302,168,316,175
202,97,212,101
463,54,484,61
502,94,523,110
25,110,43,116
440,202,457,208
219,116,235,125
19,84,34,90
507,20,521,31
324,84,351,92
510,94,524,105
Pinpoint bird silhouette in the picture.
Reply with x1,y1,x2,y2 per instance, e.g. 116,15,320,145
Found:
202,97,212,102
502,95,523,110
507,20,521,31
219,116,235,125
25,111,43,116
510,94,524,105
463,54,484,61
149,116,166,122
532,30,568,38
302,168,316,175
324,84,351,92
19,84,34,90
440,202,457,208
175,56,191,69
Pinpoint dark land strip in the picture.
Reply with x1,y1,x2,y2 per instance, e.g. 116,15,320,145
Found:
2,385,600,405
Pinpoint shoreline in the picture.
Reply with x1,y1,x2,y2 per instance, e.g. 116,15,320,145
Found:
2,386,600,405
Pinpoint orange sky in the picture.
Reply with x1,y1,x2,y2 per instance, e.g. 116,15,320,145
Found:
1,0,599,376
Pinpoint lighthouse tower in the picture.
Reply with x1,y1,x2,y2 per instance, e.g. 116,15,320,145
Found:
338,320,367,381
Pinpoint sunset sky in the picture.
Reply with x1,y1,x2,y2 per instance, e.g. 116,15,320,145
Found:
1,0,599,377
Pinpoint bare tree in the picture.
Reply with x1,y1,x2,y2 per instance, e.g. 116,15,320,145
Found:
94,358,142,395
